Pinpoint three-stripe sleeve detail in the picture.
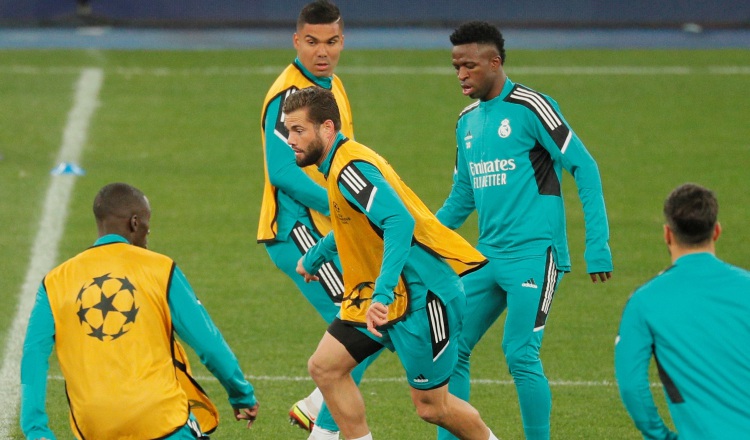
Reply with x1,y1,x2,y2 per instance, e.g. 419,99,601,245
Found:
339,163,378,212
507,85,572,153
290,222,345,303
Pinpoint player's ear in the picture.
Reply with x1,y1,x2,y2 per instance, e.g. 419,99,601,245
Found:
293,32,300,50
713,222,722,241
130,215,138,232
663,224,672,246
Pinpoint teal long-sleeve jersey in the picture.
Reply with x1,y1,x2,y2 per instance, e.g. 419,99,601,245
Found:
436,78,612,273
615,252,750,440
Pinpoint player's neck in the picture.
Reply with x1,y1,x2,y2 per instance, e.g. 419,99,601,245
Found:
669,243,716,263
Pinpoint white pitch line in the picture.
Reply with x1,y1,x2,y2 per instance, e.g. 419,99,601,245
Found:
0,68,103,438
0,65,749,76
47,373,660,388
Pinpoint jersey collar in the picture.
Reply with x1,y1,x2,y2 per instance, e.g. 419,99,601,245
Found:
480,77,515,108
318,132,348,178
93,234,130,246
293,58,333,89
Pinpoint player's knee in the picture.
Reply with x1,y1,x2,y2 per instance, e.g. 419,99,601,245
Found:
307,354,329,384
504,345,542,376
414,400,444,425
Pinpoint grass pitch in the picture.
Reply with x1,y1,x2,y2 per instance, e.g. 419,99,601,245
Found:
1,48,748,439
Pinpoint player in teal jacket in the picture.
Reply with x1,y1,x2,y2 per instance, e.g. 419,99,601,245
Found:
436,22,613,440
615,183,750,440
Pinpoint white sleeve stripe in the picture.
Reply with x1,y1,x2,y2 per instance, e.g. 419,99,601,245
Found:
512,93,558,130
273,128,288,143
513,88,562,127
365,186,377,212
292,225,345,296
341,169,365,193
346,166,368,187
560,130,573,154
342,166,367,192
319,262,345,294
340,172,361,193
318,262,344,296
511,89,562,130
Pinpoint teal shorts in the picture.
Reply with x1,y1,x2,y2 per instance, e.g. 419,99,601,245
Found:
166,413,208,439
329,292,465,390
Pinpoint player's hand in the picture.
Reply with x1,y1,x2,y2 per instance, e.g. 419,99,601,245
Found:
296,257,319,283
589,271,612,283
234,402,259,428
366,302,389,337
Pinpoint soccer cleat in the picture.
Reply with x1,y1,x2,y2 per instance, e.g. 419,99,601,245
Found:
289,399,316,432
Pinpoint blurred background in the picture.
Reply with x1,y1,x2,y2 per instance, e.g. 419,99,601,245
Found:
3,0,750,29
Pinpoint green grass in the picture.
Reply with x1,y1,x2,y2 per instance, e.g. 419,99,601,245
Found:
1,48,748,439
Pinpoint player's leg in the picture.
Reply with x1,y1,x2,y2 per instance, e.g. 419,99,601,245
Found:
308,320,383,439
265,230,344,433
394,292,499,439
438,262,506,440
500,249,562,440
313,347,383,439
412,386,499,440
265,237,342,323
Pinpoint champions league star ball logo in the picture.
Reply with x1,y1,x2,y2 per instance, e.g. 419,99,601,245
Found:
76,273,139,341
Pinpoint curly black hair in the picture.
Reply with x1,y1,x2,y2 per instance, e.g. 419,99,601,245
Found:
450,21,506,63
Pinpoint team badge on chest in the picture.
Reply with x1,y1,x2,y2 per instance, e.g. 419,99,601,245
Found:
498,119,511,138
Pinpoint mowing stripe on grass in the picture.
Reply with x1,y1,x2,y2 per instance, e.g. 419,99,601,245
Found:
0,65,749,76
0,68,103,438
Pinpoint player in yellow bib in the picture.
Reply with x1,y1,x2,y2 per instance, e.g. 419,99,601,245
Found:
256,3,380,437
21,183,258,440
288,87,500,440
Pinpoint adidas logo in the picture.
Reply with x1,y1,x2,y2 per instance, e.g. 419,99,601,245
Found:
522,278,538,288
413,374,429,383
464,131,473,141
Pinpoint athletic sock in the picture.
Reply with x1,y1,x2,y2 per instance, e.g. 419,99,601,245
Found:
308,425,340,440
350,433,373,440
305,387,324,418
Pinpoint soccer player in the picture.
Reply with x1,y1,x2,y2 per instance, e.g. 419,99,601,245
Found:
257,1,379,438
436,21,613,440
20,183,258,440
615,183,750,439
287,86,500,440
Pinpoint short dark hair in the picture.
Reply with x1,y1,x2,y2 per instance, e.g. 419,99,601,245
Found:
283,87,341,131
450,21,506,63
663,183,718,245
93,183,147,222
298,0,343,30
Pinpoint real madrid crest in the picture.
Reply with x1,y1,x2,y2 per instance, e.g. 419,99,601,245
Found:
498,119,511,138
